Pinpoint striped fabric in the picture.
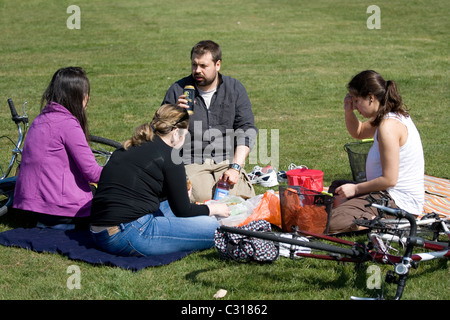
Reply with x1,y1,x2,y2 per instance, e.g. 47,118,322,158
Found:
423,175,449,218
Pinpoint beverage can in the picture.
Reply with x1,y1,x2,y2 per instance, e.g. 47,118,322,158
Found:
183,85,195,115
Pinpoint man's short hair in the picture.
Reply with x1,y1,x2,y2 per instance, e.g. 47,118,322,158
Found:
190,40,222,63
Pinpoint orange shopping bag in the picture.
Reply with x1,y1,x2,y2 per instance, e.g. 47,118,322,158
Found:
239,191,281,228
280,186,330,234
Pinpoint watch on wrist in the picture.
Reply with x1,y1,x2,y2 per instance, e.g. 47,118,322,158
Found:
230,163,241,172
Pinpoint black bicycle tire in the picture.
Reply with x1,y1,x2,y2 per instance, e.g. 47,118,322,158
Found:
88,135,121,167
219,226,362,258
0,177,16,217
89,135,122,149
0,204,7,217
0,190,11,217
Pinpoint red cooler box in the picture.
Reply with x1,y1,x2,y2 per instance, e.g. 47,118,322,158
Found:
286,168,324,192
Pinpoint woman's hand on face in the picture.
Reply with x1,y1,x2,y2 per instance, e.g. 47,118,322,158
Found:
207,203,231,218
344,93,354,111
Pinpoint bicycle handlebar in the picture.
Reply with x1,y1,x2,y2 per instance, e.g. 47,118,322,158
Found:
1,98,28,180
370,203,417,234
7,98,28,124
7,98,18,118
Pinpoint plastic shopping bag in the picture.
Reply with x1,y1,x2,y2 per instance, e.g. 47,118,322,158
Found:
281,187,329,234
239,191,281,228
211,195,251,226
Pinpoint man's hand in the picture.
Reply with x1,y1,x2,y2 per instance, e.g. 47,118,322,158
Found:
177,94,190,109
223,168,240,185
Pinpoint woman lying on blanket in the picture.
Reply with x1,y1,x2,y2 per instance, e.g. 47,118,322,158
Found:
89,104,230,256
13,67,102,230
328,70,424,234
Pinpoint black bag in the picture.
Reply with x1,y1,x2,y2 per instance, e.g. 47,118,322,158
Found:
214,220,279,262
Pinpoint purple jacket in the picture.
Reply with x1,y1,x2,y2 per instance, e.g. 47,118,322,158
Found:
13,102,102,218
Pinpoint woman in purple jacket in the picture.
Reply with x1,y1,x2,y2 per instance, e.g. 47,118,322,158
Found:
13,67,102,229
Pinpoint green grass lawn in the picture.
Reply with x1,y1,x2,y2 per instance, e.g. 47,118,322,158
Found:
0,0,448,302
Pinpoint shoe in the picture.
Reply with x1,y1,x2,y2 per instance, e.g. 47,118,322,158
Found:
248,165,271,184
248,165,279,187
288,163,308,171
255,170,279,187
277,170,287,183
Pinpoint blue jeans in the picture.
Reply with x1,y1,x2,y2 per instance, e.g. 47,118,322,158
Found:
90,201,220,256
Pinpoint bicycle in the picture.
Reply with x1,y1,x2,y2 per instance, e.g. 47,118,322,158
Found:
219,198,449,300
89,135,122,166
354,192,449,243
0,98,122,217
0,98,28,216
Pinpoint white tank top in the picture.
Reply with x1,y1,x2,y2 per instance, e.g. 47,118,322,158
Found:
366,113,424,215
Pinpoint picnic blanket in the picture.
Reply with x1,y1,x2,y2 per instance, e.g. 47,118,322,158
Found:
423,174,450,217
0,227,194,271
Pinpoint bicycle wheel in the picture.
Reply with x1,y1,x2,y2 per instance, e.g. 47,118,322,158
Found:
355,215,449,242
0,176,17,217
219,226,363,258
0,192,9,217
89,135,122,167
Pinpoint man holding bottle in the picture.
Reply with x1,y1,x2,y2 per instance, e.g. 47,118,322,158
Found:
162,40,257,202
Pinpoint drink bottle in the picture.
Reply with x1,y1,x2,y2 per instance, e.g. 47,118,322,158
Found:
213,178,230,200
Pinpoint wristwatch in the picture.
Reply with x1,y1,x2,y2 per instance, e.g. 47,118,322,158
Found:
230,163,241,172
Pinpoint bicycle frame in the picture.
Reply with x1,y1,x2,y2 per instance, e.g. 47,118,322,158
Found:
1,99,28,180
219,203,449,300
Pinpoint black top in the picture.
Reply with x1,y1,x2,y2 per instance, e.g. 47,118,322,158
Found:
90,135,209,226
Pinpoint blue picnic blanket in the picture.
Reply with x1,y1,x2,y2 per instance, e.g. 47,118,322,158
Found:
0,227,194,271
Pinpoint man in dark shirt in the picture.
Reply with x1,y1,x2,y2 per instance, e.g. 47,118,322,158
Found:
162,40,258,202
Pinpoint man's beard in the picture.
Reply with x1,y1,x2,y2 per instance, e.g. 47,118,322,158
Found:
193,73,217,88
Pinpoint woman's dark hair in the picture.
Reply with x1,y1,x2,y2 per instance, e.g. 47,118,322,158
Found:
123,104,189,150
347,70,409,126
41,67,90,138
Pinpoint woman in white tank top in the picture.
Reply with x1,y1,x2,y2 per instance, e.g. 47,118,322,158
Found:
328,70,424,234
